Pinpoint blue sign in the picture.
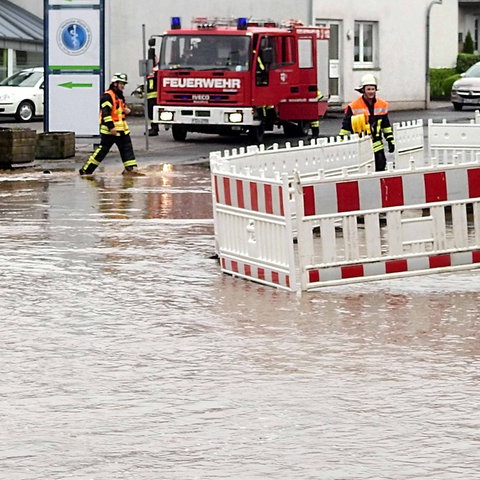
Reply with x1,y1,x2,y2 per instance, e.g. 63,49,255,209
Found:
57,19,92,56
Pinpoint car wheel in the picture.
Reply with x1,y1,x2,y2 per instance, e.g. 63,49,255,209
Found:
172,125,187,141
15,101,35,122
452,102,463,111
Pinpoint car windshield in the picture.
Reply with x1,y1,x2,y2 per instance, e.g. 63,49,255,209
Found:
160,35,251,71
465,63,480,78
0,70,43,87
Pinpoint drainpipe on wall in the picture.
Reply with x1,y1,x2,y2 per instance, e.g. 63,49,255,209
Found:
307,0,313,26
426,0,443,109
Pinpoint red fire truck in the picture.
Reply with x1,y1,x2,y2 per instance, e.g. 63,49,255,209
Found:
149,17,329,143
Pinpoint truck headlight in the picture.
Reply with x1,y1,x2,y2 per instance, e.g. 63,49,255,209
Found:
227,111,243,123
159,111,174,121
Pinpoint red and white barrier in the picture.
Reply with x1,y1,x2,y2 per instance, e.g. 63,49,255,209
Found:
211,122,480,291
295,164,480,289
212,170,295,290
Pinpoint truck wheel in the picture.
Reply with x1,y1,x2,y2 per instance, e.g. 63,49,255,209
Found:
298,121,310,137
248,124,264,144
452,103,462,111
283,121,308,137
172,125,187,141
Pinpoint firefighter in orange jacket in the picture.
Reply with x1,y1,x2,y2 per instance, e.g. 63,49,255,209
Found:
339,74,395,171
79,73,143,176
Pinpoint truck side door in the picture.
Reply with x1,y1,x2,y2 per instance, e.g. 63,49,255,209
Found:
252,34,298,106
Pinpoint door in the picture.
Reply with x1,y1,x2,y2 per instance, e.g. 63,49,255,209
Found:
316,20,342,106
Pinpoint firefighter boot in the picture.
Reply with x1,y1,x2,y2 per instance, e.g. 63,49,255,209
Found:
147,123,159,137
122,166,145,177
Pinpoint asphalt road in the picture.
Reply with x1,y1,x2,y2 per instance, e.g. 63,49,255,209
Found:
1,100,479,167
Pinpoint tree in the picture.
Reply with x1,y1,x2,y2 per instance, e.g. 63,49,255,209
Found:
463,31,474,54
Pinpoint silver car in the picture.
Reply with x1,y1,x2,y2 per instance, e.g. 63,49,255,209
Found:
0,67,44,122
451,62,480,111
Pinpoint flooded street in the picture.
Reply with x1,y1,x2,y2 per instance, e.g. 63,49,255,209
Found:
1,163,480,479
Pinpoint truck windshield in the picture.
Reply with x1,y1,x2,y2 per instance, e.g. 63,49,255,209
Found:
160,35,251,71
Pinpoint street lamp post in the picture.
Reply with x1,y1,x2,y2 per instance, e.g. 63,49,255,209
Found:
426,0,443,109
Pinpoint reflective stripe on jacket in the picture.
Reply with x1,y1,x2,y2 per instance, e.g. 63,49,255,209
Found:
349,96,389,118
146,74,157,100
99,89,130,135
339,95,394,148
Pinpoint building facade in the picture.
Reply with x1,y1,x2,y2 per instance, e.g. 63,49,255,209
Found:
0,0,43,80
5,0,468,110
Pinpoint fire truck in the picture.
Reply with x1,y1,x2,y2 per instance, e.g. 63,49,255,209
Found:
149,16,330,143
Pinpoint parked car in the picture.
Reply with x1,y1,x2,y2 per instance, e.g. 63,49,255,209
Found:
0,67,44,122
451,62,480,111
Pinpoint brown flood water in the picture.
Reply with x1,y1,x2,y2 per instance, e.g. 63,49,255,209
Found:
0,164,479,480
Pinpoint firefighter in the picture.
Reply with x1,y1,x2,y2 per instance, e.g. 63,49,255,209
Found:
339,74,395,171
79,73,143,176
310,89,324,138
146,56,159,136
254,49,268,86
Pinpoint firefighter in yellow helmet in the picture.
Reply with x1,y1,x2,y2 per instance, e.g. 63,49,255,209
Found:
339,74,395,171
79,73,143,176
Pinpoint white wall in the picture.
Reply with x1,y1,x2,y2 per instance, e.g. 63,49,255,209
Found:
14,0,460,110
315,0,457,109
107,0,310,90
430,0,458,68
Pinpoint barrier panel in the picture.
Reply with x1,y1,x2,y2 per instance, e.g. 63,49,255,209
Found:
210,134,374,180
428,118,480,164
393,116,480,169
294,161,480,290
392,119,425,168
212,170,296,290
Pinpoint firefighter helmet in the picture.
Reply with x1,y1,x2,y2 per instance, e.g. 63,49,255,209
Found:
111,73,128,84
355,73,378,92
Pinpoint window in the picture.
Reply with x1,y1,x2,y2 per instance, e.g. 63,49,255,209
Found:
298,38,313,69
354,21,377,67
160,35,251,71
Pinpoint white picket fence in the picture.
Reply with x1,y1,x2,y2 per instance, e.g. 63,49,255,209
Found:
211,116,480,291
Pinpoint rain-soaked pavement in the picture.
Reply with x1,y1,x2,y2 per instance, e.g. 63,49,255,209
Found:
1,107,480,479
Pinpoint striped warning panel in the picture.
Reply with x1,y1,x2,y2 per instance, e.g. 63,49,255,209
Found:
214,174,285,216
302,166,480,216
221,257,291,290
307,249,480,286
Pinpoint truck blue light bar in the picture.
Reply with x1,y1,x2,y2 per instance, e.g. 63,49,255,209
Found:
237,17,248,30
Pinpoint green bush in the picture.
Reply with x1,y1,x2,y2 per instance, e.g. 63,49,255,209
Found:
456,53,480,73
430,68,456,99
430,53,480,99
443,73,461,95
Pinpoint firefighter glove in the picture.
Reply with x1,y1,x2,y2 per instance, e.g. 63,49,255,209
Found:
388,141,395,153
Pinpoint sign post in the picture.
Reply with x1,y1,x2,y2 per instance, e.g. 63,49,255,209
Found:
44,0,105,137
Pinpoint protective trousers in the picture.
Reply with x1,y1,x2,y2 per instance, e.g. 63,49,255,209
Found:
81,133,138,174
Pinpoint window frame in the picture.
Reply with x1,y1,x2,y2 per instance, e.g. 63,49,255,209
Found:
353,21,378,69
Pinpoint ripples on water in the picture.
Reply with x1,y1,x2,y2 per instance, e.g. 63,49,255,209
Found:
0,167,479,479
